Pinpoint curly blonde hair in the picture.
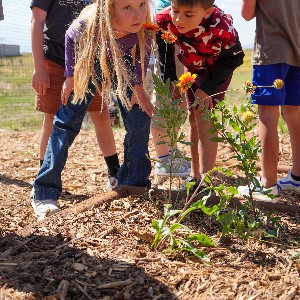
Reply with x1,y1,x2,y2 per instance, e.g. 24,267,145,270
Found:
72,0,154,109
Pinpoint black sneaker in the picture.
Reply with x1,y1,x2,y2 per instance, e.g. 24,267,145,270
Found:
176,176,201,192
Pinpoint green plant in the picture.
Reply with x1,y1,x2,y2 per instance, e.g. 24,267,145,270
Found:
151,74,283,260
152,74,191,201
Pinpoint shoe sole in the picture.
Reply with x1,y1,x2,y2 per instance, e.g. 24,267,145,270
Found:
278,185,300,191
252,195,280,203
154,171,191,177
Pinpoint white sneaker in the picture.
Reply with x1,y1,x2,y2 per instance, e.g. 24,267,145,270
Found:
104,176,118,192
154,149,191,177
31,198,60,219
154,157,191,177
277,170,300,191
238,183,281,202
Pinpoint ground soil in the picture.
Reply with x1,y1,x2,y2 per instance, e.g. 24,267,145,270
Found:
0,128,299,300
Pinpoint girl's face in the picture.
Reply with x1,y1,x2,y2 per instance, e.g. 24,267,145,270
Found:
111,0,148,37
171,2,213,33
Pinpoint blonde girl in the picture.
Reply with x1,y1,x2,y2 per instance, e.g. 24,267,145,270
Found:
31,0,156,218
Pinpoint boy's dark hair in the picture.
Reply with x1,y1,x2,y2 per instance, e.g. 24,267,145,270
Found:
172,0,215,9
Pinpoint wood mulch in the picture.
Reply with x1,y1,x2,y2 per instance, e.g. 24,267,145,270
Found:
0,128,299,300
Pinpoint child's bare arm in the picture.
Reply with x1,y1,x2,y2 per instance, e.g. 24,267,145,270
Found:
241,0,257,21
31,7,50,95
61,77,74,105
131,85,156,118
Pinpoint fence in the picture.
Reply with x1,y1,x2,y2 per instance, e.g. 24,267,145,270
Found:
0,0,41,131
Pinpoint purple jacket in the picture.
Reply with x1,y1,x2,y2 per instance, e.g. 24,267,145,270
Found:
64,20,152,86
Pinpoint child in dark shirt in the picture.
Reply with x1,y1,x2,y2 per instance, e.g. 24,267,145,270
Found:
30,0,120,192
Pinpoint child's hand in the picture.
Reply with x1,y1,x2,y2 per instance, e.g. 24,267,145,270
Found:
61,76,74,105
32,67,50,96
131,86,156,118
194,89,213,113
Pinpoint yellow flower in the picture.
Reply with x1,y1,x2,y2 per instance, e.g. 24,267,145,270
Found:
243,81,256,94
242,111,255,123
161,31,177,44
176,72,197,93
273,79,284,89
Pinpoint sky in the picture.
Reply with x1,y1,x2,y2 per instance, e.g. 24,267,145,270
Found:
0,0,256,53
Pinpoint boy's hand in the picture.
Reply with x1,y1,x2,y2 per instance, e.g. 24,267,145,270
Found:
32,67,50,96
61,76,74,105
131,86,156,118
194,89,213,113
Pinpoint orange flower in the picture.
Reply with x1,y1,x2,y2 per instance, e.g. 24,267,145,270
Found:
273,79,284,89
176,72,197,93
243,81,256,94
142,22,160,32
161,31,177,44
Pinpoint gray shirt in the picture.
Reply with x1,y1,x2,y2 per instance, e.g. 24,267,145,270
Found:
252,0,300,67
30,0,92,66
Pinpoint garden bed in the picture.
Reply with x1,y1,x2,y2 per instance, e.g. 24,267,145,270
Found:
0,130,299,299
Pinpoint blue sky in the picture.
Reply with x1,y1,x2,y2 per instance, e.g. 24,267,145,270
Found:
0,0,256,53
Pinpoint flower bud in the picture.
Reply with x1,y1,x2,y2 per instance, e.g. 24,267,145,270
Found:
242,111,255,123
273,79,284,89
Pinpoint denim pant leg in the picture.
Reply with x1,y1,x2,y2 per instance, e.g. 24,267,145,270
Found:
33,85,96,202
117,101,151,187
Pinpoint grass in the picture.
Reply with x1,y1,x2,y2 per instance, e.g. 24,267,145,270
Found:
0,49,286,133
225,48,252,106
0,54,42,131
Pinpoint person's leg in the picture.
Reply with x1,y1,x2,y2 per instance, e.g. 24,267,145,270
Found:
151,98,190,177
39,113,55,164
280,66,300,177
35,59,64,166
282,106,300,175
258,105,280,188
118,102,151,187
151,126,171,157
195,112,218,175
238,64,289,201
88,107,117,157
88,102,120,186
33,82,96,203
189,110,200,180
278,105,300,190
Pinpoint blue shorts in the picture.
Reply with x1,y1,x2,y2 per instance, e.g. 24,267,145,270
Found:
251,64,300,106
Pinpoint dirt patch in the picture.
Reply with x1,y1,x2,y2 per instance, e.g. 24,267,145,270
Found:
0,129,299,299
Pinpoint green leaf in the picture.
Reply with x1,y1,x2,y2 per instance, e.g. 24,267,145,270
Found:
210,137,224,142
187,234,215,246
152,219,163,232
229,120,241,132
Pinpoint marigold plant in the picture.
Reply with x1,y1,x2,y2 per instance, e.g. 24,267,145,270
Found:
161,31,177,44
176,72,197,93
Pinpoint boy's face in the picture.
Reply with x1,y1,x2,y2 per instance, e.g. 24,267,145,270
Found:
170,2,213,33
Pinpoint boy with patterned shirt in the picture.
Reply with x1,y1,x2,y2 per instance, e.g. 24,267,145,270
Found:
156,0,244,190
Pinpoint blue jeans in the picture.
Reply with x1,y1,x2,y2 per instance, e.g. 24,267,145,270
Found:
117,100,151,187
33,82,151,202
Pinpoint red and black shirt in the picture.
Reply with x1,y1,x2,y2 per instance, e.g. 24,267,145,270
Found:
156,6,244,95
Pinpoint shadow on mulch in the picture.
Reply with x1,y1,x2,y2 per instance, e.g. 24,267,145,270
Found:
0,173,32,189
0,233,176,300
